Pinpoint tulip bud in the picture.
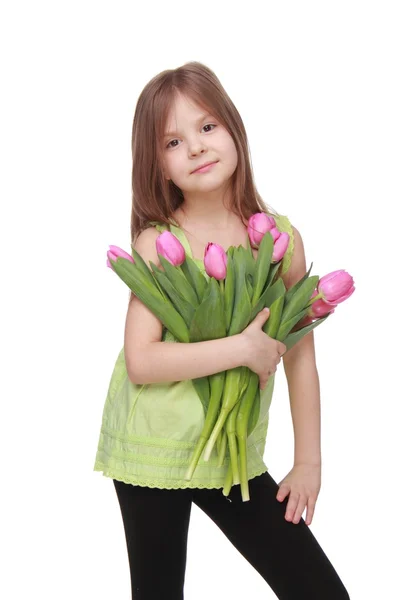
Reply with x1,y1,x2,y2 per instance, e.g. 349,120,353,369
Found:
155,231,186,266
107,245,135,269
318,270,355,304
204,242,227,280
272,232,290,263
307,290,337,318
247,212,275,247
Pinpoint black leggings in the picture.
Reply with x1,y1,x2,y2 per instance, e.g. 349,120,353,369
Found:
113,471,350,599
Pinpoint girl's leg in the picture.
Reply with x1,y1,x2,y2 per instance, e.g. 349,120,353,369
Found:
192,471,350,599
113,479,192,600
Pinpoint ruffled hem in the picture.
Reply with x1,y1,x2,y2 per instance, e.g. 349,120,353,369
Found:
93,462,269,490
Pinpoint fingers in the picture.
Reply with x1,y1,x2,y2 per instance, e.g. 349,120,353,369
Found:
285,491,302,522
305,497,316,526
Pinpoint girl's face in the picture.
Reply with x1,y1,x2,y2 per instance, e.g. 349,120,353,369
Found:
162,92,238,195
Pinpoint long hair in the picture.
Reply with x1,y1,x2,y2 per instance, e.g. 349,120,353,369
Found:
130,61,281,246
128,62,283,305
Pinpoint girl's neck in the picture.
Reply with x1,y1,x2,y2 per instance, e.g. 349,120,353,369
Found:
174,204,238,231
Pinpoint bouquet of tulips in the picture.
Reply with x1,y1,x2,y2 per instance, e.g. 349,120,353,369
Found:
107,213,355,501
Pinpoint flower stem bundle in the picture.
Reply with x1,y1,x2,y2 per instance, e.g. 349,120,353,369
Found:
107,213,355,501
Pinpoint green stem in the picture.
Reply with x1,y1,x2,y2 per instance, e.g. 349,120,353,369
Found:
184,435,209,481
222,459,233,497
203,367,242,460
226,401,242,485
237,434,250,502
306,290,323,306
217,427,227,467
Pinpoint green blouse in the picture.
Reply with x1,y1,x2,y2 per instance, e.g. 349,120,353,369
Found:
93,214,294,489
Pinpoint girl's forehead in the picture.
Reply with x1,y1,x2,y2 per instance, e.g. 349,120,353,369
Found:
165,94,209,123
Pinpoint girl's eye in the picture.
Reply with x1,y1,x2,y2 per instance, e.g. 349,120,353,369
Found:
166,123,216,149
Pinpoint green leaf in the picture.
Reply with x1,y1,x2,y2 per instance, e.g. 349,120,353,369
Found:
284,262,314,308
151,269,195,328
265,261,282,289
281,275,319,324
191,376,211,414
276,306,310,341
189,278,226,342
249,277,284,320
111,257,190,342
228,248,252,335
263,294,285,338
224,250,236,332
243,237,256,279
158,254,199,307
130,247,159,287
282,313,331,352
263,278,286,309
245,273,253,298
252,231,274,307
180,257,208,303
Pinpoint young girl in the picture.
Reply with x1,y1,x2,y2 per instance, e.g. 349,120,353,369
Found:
93,61,350,600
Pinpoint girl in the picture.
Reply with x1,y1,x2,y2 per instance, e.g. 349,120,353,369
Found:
93,61,350,599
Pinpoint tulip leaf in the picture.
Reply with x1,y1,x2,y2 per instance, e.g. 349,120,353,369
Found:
284,262,314,308
249,278,285,320
111,257,190,342
228,248,252,335
111,257,163,304
243,239,256,278
191,376,211,414
281,275,319,324
263,278,286,309
245,273,254,299
252,231,274,307
189,278,226,342
158,254,199,307
131,247,159,287
282,313,330,352
150,260,187,305
276,306,310,341
151,269,195,328
180,257,208,303
245,235,253,259
224,250,236,332
265,261,282,289
263,294,285,338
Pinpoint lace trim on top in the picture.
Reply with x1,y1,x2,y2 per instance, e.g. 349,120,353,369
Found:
94,465,269,490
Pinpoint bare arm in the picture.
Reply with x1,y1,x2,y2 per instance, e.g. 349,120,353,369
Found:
130,334,248,384
282,225,321,466
124,225,249,385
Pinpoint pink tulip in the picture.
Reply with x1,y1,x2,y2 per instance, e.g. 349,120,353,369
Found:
268,227,281,243
204,243,227,280
318,270,355,304
155,231,186,266
307,290,337,318
247,212,275,246
107,245,135,269
272,232,290,263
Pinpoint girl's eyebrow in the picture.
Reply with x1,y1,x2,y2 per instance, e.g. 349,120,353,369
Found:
164,113,210,138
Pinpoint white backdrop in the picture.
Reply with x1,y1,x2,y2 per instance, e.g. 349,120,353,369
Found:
2,1,399,598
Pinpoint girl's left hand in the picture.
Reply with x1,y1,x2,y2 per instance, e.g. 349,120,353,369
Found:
276,463,321,526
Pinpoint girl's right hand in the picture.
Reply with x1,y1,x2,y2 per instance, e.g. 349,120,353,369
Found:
240,308,287,390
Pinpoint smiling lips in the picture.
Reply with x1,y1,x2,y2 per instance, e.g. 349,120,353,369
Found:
191,161,218,174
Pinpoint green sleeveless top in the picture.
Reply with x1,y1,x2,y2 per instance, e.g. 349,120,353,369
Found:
93,214,294,489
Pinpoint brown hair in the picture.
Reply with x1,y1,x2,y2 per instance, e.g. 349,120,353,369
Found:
128,61,283,301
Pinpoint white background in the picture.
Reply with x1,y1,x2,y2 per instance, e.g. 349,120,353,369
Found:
2,1,399,598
